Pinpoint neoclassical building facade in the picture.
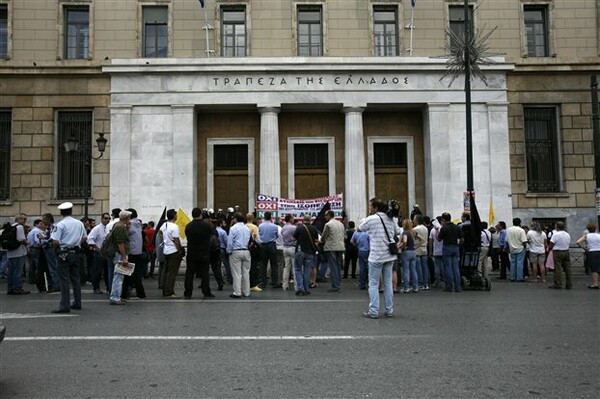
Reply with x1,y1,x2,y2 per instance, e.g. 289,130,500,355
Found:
0,0,598,233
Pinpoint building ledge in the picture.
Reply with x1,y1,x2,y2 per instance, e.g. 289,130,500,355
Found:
524,192,571,198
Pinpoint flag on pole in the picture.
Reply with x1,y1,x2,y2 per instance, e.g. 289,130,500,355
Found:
198,0,205,8
312,202,331,233
152,206,167,244
175,208,191,240
469,192,482,249
411,0,417,8
488,198,495,225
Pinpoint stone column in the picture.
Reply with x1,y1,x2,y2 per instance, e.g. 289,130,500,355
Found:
258,106,281,198
487,102,512,223
343,105,367,223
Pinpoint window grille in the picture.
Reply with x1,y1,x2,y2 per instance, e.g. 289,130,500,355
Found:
449,5,473,47
214,145,248,170
0,5,7,59
0,111,10,200
374,143,407,167
57,111,92,199
294,144,328,169
524,107,561,193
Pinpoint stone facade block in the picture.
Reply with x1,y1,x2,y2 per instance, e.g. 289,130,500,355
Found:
42,121,53,134
12,134,32,148
562,129,582,141
561,103,581,116
576,193,595,208
572,116,591,129
40,148,53,161
33,108,53,121
21,121,42,134
20,201,41,217
12,161,32,174
556,196,577,208
566,180,586,193
537,197,558,208
12,188,31,201
575,168,593,180
21,148,41,161
573,142,592,154
21,175,41,188
31,161,53,174
561,116,573,129
32,134,54,147
13,108,33,121
518,196,537,208
31,188,52,202
40,174,53,188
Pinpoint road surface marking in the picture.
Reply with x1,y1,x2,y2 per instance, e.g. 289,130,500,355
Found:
28,299,364,304
0,313,78,319
4,334,422,341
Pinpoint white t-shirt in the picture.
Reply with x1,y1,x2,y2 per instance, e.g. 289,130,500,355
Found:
160,222,180,256
506,226,527,254
585,232,600,252
413,224,428,256
527,230,547,254
550,230,571,251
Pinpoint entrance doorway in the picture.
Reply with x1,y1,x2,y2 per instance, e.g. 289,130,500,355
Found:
287,137,336,199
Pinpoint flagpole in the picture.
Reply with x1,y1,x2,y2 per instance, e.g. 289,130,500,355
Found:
202,2,213,57
409,3,415,56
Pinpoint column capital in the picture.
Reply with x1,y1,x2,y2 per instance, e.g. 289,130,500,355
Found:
342,104,366,113
258,105,281,114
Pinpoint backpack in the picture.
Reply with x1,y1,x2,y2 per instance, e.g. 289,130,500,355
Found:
0,224,21,250
100,231,117,259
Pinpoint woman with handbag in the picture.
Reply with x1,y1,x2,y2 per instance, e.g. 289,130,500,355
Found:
399,219,418,293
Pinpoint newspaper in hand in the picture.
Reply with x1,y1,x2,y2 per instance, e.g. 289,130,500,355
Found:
115,261,135,276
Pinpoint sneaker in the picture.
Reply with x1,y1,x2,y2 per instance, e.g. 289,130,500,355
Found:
250,286,262,292
424,286,430,291
309,282,317,288
400,288,410,294
327,288,341,293
411,288,419,293
588,285,599,289
362,312,378,319
384,313,394,318
94,289,104,294
109,300,126,305
164,294,181,299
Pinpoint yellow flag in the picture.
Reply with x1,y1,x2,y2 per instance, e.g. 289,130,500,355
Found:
175,208,191,240
488,198,495,225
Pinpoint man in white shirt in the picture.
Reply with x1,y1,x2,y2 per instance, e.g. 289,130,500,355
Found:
548,221,572,289
479,222,491,278
160,209,184,298
5,214,30,295
87,212,110,294
506,218,528,282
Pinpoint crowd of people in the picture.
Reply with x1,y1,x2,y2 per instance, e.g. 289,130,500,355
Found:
1,199,598,315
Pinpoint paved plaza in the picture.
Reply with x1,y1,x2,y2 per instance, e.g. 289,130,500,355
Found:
0,270,598,399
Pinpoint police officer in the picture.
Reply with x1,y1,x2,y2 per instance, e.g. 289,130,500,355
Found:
50,202,87,313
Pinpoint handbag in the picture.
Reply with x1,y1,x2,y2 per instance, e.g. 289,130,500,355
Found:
377,215,398,255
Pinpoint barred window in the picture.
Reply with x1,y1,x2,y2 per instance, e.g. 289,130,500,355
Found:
294,144,328,169
143,6,168,58
374,143,407,167
297,6,322,57
524,6,549,57
221,6,246,57
57,111,92,199
533,218,566,232
64,6,89,59
214,145,248,170
373,6,398,56
524,107,561,193
0,111,10,200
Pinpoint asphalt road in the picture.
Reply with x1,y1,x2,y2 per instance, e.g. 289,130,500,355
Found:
0,272,598,399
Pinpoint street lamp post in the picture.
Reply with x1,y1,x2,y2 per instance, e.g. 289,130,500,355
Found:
63,133,107,219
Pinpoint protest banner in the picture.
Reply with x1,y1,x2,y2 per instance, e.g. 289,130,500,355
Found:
256,194,344,221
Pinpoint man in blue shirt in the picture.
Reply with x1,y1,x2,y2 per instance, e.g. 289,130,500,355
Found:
351,229,370,290
227,213,251,298
497,221,509,279
216,219,232,284
258,211,280,288
50,202,87,313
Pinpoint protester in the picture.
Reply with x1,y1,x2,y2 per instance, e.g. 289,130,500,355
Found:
87,212,110,294
109,210,132,305
351,227,370,290
358,198,400,318
184,208,215,299
343,221,358,279
437,212,461,292
506,218,528,282
527,221,547,283
258,211,280,288
319,210,345,293
5,214,30,295
281,214,297,291
576,223,600,289
160,209,184,298
548,221,572,290
227,212,252,298
293,215,319,295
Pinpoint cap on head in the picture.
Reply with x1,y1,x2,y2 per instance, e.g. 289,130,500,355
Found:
413,204,420,208
119,210,132,219
58,202,73,210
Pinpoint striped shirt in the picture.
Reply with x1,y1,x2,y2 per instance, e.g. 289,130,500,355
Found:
358,212,400,263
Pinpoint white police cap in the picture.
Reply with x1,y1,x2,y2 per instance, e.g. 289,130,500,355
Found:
57,202,74,210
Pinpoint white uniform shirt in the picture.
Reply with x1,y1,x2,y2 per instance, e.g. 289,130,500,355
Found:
50,216,87,249
87,223,108,249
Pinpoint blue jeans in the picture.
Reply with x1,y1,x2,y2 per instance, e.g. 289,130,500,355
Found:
7,255,25,292
416,254,429,287
401,250,418,291
443,245,461,291
106,258,114,292
368,261,394,316
358,251,369,289
294,251,314,293
433,256,444,286
0,250,7,277
510,251,525,281
109,253,124,301
325,251,343,290
43,247,60,290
